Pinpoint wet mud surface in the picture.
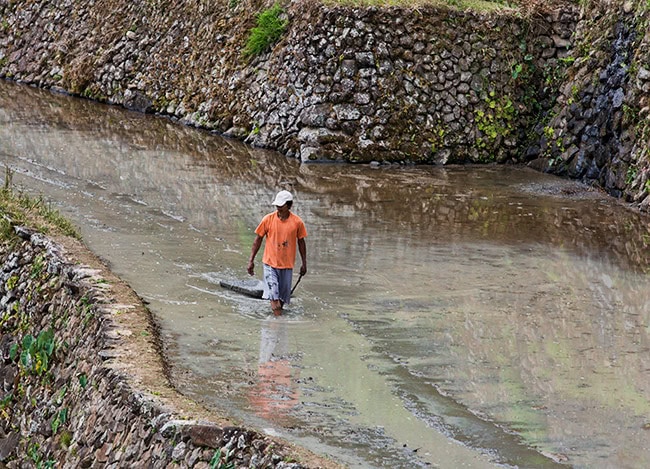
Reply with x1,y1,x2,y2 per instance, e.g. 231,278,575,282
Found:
2,81,650,468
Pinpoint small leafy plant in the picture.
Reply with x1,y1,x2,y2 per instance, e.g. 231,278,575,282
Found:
475,92,516,145
209,448,235,469
78,373,88,389
51,408,68,434
243,3,288,58
11,328,56,376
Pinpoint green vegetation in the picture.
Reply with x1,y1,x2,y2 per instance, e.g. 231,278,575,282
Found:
474,91,517,157
243,3,288,58
0,172,83,462
626,166,638,185
209,448,235,469
80,296,95,327
5,274,19,290
11,328,57,376
0,393,13,420
27,442,55,469
81,86,107,102
59,430,73,449
543,125,555,139
1,167,81,239
511,51,534,81
51,407,68,434
429,126,446,154
31,254,45,279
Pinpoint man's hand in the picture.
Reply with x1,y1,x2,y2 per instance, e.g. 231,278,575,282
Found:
248,235,263,276
298,238,307,277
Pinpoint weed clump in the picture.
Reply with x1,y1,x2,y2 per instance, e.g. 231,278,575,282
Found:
243,3,288,58
1,166,81,239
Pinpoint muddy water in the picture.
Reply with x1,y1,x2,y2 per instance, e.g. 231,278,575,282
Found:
2,81,650,468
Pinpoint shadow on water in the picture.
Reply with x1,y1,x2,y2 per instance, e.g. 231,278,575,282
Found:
2,80,650,468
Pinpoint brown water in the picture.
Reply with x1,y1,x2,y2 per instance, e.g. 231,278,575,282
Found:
2,81,650,468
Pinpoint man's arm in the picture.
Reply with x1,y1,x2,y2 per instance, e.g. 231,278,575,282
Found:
248,235,263,276
298,237,307,276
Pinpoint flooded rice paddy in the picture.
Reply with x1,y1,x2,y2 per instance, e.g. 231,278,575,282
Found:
1,81,650,468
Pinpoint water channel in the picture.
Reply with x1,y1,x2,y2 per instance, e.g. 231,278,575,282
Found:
1,81,650,468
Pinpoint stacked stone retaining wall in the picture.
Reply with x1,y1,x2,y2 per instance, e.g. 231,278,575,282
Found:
525,0,650,211
0,0,576,166
0,226,331,468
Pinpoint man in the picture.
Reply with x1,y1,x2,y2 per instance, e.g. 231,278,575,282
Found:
247,190,307,315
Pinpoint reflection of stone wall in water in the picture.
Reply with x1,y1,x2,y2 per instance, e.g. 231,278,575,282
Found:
301,166,650,273
0,82,300,231
2,82,650,271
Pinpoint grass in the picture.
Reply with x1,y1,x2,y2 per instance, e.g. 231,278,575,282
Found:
1,167,81,240
243,3,289,58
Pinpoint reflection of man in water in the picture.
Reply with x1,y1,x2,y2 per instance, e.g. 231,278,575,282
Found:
249,318,300,421
247,190,308,316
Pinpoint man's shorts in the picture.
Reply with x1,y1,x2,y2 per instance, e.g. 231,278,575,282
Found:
262,264,293,305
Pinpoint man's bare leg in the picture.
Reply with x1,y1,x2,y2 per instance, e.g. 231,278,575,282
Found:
271,299,283,316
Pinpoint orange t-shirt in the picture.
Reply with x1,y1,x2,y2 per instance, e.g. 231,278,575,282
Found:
255,212,307,269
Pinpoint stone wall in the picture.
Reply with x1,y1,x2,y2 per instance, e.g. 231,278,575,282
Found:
0,0,576,166
525,0,650,211
0,225,333,468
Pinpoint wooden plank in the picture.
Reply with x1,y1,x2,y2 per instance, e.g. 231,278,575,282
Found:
219,278,264,299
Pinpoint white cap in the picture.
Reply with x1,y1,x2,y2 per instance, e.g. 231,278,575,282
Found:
272,190,293,206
